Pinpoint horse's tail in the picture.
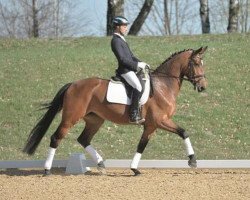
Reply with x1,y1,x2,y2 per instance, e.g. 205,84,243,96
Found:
23,83,72,155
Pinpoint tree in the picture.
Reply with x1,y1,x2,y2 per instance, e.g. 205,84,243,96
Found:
128,0,154,35
106,0,124,36
32,0,39,37
0,0,85,38
200,0,210,33
163,0,171,35
239,0,249,32
227,0,240,32
148,0,197,35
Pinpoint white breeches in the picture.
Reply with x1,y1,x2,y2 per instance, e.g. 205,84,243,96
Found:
121,71,142,92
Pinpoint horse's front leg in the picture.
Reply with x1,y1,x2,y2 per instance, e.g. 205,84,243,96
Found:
131,126,156,176
159,118,197,168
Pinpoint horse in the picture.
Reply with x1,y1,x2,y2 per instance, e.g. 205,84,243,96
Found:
23,46,208,176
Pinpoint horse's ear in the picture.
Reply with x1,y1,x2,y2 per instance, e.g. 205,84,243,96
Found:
192,46,208,57
200,46,208,55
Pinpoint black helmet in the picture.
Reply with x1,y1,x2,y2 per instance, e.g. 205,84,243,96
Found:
112,16,129,26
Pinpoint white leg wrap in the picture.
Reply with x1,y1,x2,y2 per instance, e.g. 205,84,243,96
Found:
85,145,103,164
130,152,142,169
184,137,194,156
44,147,56,170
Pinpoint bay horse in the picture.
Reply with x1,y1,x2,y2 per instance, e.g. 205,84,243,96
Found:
23,46,208,176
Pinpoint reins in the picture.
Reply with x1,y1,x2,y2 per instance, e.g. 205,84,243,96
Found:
149,60,206,85
150,69,189,81
149,69,205,85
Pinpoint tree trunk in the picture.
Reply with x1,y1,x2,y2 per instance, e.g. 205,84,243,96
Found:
199,0,210,33
245,0,249,32
106,0,124,36
54,0,60,37
164,0,171,35
227,0,239,33
32,0,39,37
128,0,154,35
175,0,180,34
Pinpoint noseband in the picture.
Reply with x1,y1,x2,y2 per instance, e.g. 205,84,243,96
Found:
186,60,206,90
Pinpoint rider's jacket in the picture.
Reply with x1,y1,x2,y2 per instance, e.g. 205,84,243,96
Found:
111,33,140,75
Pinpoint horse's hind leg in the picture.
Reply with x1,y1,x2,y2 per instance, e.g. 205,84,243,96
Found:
77,114,105,174
44,122,72,175
44,83,92,175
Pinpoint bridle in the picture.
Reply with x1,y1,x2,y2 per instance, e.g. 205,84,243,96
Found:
150,58,206,89
186,59,206,90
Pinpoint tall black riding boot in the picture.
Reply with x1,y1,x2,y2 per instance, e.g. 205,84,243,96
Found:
129,89,145,124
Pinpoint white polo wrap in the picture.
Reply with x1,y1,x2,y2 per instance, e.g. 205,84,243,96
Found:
184,137,194,156
130,152,142,169
44,147,56,170
85,145,103,164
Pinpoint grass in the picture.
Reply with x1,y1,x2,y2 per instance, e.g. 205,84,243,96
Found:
0,33,249,161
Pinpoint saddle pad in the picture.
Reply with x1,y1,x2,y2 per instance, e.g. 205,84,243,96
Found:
106,78,150,105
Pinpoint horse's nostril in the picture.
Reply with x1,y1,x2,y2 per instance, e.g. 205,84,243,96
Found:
198,86,205,92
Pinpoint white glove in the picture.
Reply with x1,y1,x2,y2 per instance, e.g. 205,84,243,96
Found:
137,62,147,69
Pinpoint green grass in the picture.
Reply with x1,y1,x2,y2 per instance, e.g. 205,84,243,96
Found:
0,34,249,161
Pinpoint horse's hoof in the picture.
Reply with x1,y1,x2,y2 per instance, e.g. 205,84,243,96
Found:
97,161,107,175
188,155,197,168
131,168,141,176
43,169,51,176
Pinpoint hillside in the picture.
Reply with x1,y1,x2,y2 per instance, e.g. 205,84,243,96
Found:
0,33,249,160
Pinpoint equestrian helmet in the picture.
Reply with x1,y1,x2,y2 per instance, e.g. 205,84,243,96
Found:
112,16,129,26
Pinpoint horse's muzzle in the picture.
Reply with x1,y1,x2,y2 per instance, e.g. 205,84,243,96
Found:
194,83,206,92
194,77,207,92
197,85,205,92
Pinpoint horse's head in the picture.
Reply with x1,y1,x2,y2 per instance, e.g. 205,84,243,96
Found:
186,46,208,92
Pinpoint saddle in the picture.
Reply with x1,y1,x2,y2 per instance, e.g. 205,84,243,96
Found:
106,69,150,105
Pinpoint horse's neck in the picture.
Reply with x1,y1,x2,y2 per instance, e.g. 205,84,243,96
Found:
152,73,182,99
153,55,188,98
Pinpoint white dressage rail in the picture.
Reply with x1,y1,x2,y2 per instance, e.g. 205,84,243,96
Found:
0,153,249,174
1,160,250,169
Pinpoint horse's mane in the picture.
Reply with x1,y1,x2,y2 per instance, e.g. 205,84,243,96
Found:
157,49,193,68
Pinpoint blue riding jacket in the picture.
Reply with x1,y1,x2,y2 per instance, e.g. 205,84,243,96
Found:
111,33,140,75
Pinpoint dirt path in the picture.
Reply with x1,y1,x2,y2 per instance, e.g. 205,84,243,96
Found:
0,168,249,200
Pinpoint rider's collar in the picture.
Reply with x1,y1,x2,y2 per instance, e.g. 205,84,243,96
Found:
114,33,126,42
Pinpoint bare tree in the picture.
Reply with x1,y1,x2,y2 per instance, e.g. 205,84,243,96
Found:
208,1,228,33
245,0,249,32
239,0,249,32
0,0,20,37
175,0,180,34
200,0,210,33
227,0,240,32
0,0,86,38
128,0,154,35
106,0,124,36
32,0,39,37
149,0,197,35
164,0,171,35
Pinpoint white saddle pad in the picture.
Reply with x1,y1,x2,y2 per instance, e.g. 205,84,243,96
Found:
106,78,150,105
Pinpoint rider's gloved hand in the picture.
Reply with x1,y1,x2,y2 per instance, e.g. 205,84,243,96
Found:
138,62,149,70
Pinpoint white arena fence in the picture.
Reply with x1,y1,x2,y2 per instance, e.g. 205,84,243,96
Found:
0,153,249,174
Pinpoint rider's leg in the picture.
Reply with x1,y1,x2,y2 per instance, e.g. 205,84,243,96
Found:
121,71,145,124
121,71,142,92
129,89,144,123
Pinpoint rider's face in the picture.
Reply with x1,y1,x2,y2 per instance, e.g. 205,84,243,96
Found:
119,24,128,36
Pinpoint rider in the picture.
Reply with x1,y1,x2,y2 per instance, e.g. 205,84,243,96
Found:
111,16,149,124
